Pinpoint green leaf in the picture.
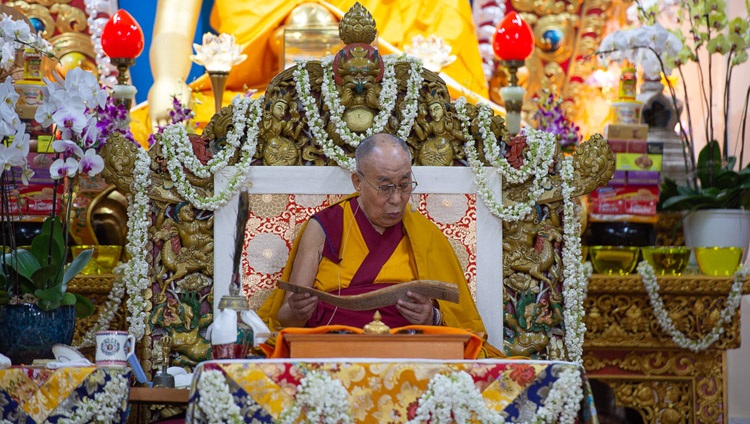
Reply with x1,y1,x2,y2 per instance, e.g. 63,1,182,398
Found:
74,293,95,318
7,250,41,281
34,285,64,302
62,248,93,289
34,286,63,311
29,263,63,290
29,234,64,268
60,291,76,306
696,140,722,187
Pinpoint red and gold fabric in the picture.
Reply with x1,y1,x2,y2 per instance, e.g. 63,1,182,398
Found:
186,359,598,423
0,366,130,423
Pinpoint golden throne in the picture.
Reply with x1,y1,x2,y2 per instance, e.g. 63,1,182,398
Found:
101,3,613,377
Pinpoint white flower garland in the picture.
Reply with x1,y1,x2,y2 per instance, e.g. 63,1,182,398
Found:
406,369,583,424
560,157,587,364
454,98,557,222
161,95,262,211
123,147,153,341
196,370,243,424
638,261,748,352
162,95,252,179
83,0,117,88
294,54,423,170
73,264,127,348
58,373,129,424
406,371,504,424
280,370,352,424
534,367,584,423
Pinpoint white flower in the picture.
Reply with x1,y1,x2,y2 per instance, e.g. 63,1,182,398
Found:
407,371,504,424
49,157,80,179
58,372,129,423
280,370,352,424
0,13,54,72
52,103,88,140
0,123,29,172
52,139,84,158
78,148,105,176
191,32,247,73
195,370,243,424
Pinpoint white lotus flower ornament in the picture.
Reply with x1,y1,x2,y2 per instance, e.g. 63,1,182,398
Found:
403,34,456,72
190,33,247,73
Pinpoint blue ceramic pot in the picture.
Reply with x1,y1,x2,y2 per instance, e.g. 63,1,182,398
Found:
0,303,76,365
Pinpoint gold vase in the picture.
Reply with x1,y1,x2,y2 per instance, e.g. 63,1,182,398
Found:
208,71,230,115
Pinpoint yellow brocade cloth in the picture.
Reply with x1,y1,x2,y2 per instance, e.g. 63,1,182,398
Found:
258,194,502,357
0,367,131,422
129,0,488,144
186,359,598,423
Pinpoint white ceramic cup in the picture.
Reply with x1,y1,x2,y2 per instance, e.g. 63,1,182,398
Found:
95,330,135,367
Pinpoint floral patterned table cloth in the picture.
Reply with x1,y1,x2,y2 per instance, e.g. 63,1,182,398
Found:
0,366,131,423
187,359,597,423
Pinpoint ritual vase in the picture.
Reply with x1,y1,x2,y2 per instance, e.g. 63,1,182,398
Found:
0,303,76,365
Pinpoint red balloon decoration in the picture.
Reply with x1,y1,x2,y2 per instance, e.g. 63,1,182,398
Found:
492,11,535,61
101,10,144,60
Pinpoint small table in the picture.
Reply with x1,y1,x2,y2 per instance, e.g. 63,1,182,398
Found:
129,387,190,405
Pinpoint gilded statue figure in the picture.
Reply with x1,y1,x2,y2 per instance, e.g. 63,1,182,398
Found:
261,87,303,165
153,203,215,293
413,85,465,166
330,43,384,134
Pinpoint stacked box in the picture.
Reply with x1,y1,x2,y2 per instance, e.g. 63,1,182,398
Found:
593,123,663,217
4,147,63,216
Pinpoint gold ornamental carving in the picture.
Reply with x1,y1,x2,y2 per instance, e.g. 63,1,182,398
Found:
6,1,54,38
584,275,750,350
584,349,727,424
49,3,87,33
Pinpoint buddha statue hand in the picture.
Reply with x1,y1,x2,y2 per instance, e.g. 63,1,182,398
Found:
148,78,193,130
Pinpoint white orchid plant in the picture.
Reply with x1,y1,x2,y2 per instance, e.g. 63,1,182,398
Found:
597,0,750,210
0,12,54,73
1,12,131,315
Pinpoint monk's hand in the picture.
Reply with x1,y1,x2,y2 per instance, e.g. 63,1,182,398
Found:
396,291,434,325
288,292,318,323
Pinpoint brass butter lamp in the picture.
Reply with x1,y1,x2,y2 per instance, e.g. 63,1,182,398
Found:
100,9,144,111
492,11,535,135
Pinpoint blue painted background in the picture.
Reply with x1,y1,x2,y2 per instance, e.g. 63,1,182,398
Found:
118,0,215,104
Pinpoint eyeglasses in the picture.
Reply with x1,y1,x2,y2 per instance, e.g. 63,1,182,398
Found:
357,172,418,197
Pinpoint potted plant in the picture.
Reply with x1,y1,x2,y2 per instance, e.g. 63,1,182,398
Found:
597,0,750,256
0,12,133,363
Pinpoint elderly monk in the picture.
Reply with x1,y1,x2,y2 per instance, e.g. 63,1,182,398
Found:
258,133,501,357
